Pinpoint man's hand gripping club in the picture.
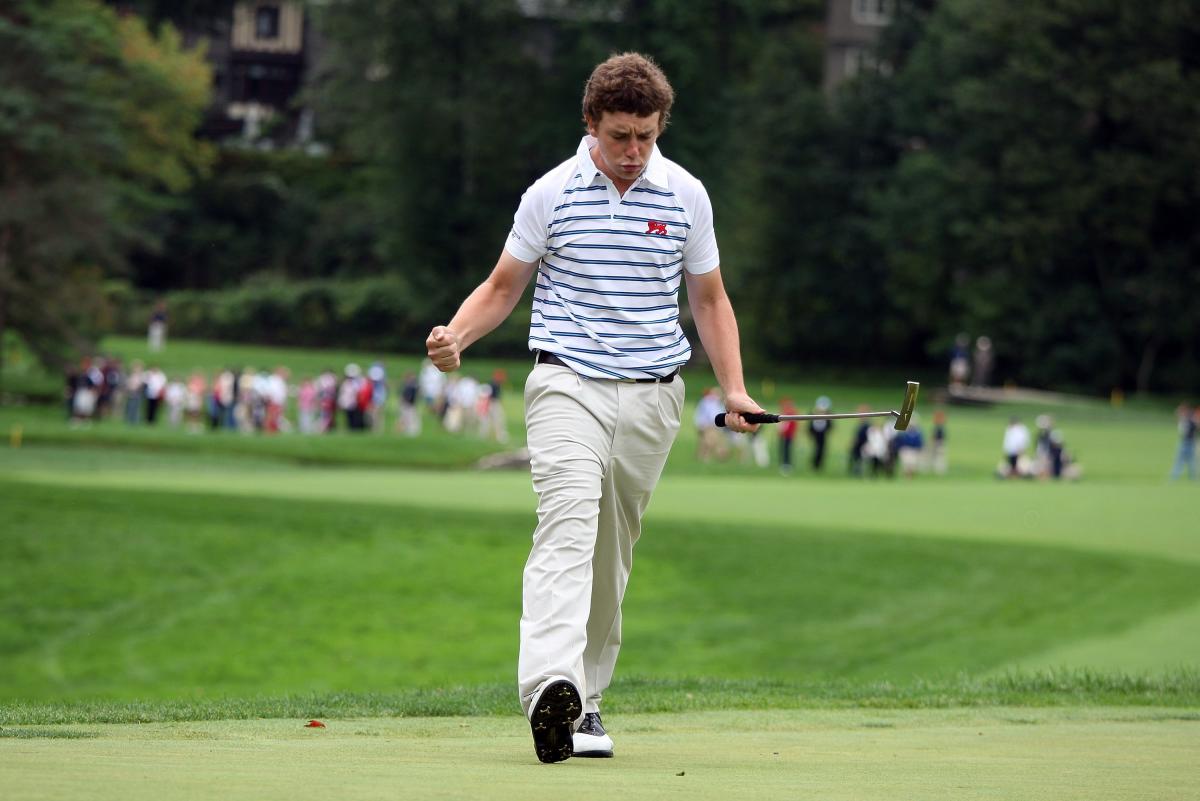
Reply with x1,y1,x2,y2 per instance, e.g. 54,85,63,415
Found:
720,390,765,434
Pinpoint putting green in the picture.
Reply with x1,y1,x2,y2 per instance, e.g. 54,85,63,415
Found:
2,709,1196,801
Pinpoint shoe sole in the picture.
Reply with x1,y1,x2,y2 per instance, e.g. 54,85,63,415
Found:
573,748,614,758
529,680,581,764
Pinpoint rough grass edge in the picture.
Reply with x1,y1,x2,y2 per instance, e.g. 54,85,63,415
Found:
2,669,1197,725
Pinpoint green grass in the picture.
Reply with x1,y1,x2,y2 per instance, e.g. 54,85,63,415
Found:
2,336,1197,726
3,710,1198,801
2,336,1196,797
3,673,1199,726
3,475,1198,704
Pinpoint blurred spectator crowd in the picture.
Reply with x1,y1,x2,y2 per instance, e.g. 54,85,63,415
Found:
997,414,1083,481
63,357,508,442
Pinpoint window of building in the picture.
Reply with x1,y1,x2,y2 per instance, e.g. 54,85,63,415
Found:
852,0,894,26
255,5,280,39
843,46,886,79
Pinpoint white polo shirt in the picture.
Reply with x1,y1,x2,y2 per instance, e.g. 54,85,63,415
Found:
504,135,720,380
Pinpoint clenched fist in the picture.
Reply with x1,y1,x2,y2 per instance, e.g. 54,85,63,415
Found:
426,325,461,372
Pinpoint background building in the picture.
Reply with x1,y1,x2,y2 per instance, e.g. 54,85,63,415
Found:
822,0,894,92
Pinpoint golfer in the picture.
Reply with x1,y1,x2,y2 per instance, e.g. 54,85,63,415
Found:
426,52,762,763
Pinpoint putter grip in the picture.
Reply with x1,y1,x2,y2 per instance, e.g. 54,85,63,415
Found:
715,411,779,428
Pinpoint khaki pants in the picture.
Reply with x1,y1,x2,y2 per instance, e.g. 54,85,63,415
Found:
519,363,684,717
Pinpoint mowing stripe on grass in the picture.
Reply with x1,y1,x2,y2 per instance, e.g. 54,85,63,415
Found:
3,479,1198,702
7,464,1198,563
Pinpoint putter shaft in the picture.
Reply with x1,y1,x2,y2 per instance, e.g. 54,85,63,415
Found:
715,381,919,430
774,411,898,422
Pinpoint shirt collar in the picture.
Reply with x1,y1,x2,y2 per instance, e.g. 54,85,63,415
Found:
576,135,670,190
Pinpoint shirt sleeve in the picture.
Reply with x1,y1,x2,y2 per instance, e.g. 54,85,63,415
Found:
681,182,720,275
503,180,551,263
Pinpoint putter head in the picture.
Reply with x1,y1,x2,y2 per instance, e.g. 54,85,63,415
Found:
892,381,920,431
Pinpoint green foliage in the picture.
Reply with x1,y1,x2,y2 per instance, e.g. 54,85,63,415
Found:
103,0,236,29
309,0,827,320
0,0,211,378
129,148,382,291
113,276,531,355
860,0,1200,392
2,477,1197,701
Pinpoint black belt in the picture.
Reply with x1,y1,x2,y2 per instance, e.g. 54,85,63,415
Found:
536,351,676,383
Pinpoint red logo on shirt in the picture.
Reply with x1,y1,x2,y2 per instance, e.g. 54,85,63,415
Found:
647,220,668,236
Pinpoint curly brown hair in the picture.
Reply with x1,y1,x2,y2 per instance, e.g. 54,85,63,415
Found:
582,52,675,130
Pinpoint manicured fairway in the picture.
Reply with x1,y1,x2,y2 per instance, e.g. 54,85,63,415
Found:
2,337,1195,798
3,440,1199,699
2,708,1197,801
11,458,1197,562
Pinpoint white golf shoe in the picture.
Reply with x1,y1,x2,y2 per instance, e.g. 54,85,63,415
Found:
572,712,614,758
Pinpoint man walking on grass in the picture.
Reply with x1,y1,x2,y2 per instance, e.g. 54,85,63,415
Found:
426,52,762,763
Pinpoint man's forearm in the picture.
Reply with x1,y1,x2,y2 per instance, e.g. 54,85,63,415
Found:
445,282,511,351
692,296,748,397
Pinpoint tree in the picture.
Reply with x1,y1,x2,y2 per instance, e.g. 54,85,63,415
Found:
0,0,211,383
865,0,1200,392
310,0,828,334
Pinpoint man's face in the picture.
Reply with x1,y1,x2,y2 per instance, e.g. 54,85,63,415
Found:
587,110,661,183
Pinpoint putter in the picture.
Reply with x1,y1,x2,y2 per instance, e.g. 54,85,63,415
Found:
715,381,920,431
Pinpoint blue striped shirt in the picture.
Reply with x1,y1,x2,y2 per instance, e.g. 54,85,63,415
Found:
505,136,720,380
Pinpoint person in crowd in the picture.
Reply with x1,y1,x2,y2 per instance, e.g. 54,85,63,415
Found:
264,366,289,433
185,371,206,433
865,420,892,477
339,363,364,431
165,375,187,428
67,357,98,424
895,416,924,478
1047,428,1083,481
233,367,258,432
807,395,833,472
397,372,421,436
419,358,447,419
748,428,770,468
143,365,167,425
64,360,79,421
475,382,495,438
356,366,375,430
1033,414,1054,478
848,404,871,477
448,374,480,433
148,298,168,352
929,409,948,475
318,367,338,432
486,368,510,443
694,387,727,462
210,368,234,430
1169,403,1197,481
368,362,388,433
98,357,122,420
949,333,970,388
972,335,993,387
124,360,145,425
297,376,318,435
1000,415,1031,478
778,398,798,475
